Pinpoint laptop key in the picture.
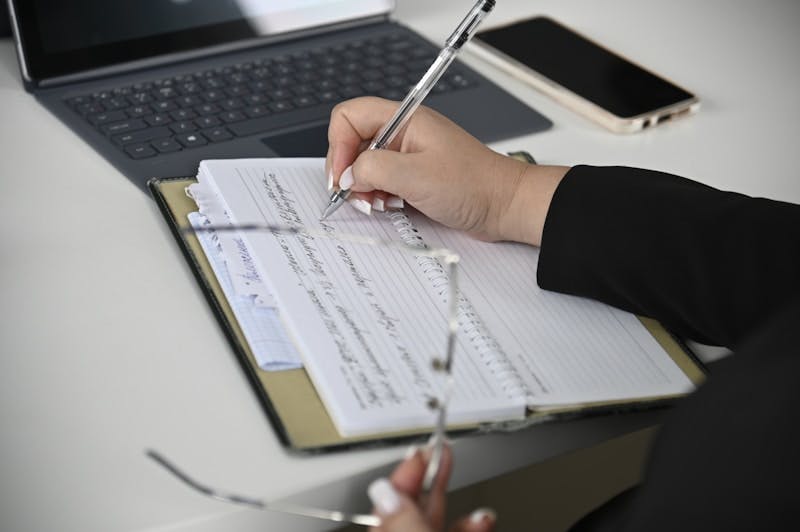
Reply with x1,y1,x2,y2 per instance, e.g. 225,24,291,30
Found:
268,101,294,113
293,95,318,108
379,89,406,101
125,105,150,118
175,132,208,148
170,121,198,134
176,95,203,108
219,110,247,123
244,93,268,105
202,90,225,102
362,80,385,93
145,113,172,126
339,85,364,98
269,88,292,100
201,127,233,143
244,105,270,118
195,115,221,128
88,110,128,125
316,79,338,91
124,143,157,159
102,118,147,136
201,77,225,89
152,137,183,153
113,126,172,145
249,80,273,92
178,81,201,94
220,98,245,111
153,87,178,100
128,92,153,105
104,97,129,110
67,95,91,107
151,100,177,113
77,102,106,115
225,85,250,97
170,108,197,121
318,90,339,103
195,103,222,116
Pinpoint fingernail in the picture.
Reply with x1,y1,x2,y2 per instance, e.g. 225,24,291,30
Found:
404,444,420,460
426,433,438,448
426,433,451,447
372,196,385,212
368,478,401,515
327,170,334,192
469,508,497,524
386,195,404,209
349,197,372,215
339,165,355,190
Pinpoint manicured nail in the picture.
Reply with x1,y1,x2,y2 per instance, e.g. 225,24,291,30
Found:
386,195,404,209
372,196,385,212
349,197,372,215
469,508,497,524
339,165,355,190
404,444,420,460
426,433,451,447
368,478,401,515
327,170,334,192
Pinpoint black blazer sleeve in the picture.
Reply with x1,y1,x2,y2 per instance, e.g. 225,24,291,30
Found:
537,165,800,349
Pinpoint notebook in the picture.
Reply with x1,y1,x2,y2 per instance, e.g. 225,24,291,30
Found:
151,158,704,443
8,0,551,193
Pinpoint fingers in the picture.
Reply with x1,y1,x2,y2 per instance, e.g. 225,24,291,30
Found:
368,441,452,532
372,190,390,212
386,441,453,530
347,149,424,200
327,97,407,187
368,478,435,532
348,191,374,216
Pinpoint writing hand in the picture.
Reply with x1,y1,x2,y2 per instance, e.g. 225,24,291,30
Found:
325,96,568,246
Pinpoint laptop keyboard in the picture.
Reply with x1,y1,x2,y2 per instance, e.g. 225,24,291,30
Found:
64,32,476,160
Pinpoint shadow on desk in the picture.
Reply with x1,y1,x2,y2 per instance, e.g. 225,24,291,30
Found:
338,427,656,532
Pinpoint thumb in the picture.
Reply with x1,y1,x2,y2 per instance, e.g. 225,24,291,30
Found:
368,478,436,532
349,149,424,201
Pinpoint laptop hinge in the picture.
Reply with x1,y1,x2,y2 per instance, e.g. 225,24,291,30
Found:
32,14,391,90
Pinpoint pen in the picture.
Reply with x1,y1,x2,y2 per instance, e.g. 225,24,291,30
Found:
320,0,496,220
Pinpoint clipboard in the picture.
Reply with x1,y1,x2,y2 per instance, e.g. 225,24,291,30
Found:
149,174,706,454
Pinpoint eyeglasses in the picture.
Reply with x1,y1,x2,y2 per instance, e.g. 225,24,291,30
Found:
147,222,460,528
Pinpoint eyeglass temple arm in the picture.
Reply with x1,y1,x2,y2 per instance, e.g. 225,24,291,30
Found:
146,449,381,527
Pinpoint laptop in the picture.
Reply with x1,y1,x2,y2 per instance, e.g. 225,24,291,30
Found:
8,0,551,193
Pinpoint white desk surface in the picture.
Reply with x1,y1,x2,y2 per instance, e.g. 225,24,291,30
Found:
1,0,798,530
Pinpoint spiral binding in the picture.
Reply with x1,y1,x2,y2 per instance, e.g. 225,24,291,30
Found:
387,211,529,401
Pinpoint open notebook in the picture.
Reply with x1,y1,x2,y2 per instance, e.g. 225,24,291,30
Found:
170,158,701,439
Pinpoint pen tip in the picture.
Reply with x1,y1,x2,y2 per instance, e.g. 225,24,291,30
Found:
320,205,333,221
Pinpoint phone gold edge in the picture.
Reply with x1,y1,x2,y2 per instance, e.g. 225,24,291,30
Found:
469,38,700,134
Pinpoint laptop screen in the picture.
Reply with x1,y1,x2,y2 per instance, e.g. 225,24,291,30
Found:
12,0,393,82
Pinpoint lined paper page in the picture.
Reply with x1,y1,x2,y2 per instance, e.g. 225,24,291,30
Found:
411,215,695,406
199,159,526,436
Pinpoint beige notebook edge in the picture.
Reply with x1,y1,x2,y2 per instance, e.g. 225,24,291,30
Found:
149,176,706,452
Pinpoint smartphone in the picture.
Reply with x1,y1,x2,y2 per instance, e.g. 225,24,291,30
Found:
472,17,699,133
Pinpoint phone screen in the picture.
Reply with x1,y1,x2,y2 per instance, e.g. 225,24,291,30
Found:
475,17,694,118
